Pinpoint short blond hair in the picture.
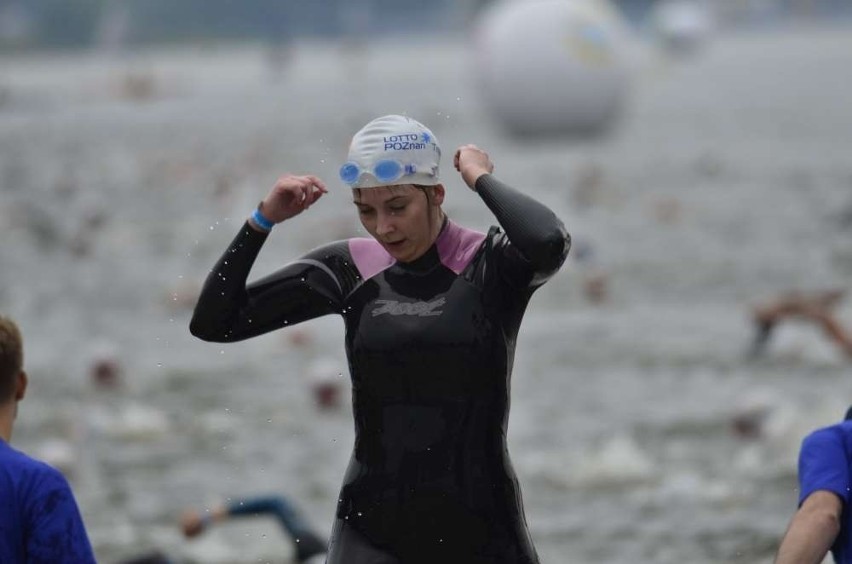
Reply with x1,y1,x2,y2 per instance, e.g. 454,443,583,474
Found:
0,315,23,402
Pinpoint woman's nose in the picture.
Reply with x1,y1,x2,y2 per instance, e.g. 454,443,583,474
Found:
376,213,395,236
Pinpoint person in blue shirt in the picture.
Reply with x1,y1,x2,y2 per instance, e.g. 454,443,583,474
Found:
0,314,97,564
775,407,852,564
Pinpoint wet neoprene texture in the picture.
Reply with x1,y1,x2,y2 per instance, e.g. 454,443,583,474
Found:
191,174,569,563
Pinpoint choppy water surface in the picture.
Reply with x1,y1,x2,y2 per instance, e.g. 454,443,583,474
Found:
2,26,852,564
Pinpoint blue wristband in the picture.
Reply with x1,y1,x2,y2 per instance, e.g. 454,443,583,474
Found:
251,207,274,231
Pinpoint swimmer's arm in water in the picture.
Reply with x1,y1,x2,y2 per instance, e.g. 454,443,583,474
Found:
181,495,315,539
454,144,570,282
775,490,841,564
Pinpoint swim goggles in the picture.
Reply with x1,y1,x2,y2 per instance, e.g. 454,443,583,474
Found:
339,160,418,186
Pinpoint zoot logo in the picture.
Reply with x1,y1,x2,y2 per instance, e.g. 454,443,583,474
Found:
371,297,446,317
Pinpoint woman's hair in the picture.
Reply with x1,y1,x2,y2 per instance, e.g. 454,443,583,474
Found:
0,315,23,402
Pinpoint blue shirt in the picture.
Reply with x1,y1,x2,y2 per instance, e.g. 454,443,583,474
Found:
0,440,96,563
798,421,852,564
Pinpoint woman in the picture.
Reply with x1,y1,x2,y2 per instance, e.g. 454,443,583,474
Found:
190,115,570,563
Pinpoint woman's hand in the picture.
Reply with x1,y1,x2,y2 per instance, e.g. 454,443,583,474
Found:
257,174,328,225
454,144,494,191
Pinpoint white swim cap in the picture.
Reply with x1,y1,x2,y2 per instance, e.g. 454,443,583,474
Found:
340,115,441,189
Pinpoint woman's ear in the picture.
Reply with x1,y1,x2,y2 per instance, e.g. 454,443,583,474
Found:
431,184,445,207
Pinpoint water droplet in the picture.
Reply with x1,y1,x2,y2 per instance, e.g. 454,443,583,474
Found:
295,538,300,543
220,350,225,354
267,418,272,423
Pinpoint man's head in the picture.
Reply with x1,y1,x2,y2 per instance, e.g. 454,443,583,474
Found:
0,315,26,408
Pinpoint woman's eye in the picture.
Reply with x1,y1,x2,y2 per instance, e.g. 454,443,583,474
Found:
358,208,374,215
389,206,406,212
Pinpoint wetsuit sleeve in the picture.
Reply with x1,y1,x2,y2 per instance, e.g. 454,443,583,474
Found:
25,469,97,564
475,174,570,287
797,425,851,507
190,223,357,342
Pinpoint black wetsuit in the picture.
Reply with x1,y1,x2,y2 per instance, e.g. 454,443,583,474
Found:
191,174,570,563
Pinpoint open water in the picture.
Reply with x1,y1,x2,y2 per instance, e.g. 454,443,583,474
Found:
2,23,852,564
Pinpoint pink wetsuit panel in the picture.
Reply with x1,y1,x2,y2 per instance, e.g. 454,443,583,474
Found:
349,238,395,280
435,220,486,275
348,220,485,279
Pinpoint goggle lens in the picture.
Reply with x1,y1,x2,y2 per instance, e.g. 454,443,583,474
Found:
339,160,415,186
339,163,361,185
374,160,404,183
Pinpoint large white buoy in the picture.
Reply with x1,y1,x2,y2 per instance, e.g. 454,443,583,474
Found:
471,0,633,136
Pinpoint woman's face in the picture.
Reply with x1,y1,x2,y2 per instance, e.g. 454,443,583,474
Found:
353,184,445,263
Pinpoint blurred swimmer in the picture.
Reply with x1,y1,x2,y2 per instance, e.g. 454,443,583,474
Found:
181,494,326,562
750,289,852,359
190,115,570,563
